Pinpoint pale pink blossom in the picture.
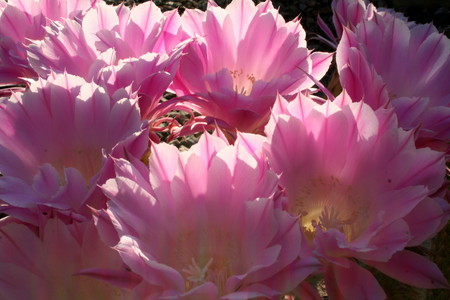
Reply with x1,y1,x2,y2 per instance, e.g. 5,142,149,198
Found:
331,0,374,39
0,216,137,299
89,49,183,120
265,93,449,298
96,133,314,299
329,0,413,41
27,1,182,77
0,0,98,89
81,1,182,59
0,0,44,89
0,73,146,224
27,18,98,78
334,2,450,150
26,1,183,120
171,0,332,133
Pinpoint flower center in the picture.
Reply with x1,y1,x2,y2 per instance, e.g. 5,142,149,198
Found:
290,176,367,241
230,69,256,95
49,148,104,184
183,257,213,288
183,257,231,295
170,226,240,295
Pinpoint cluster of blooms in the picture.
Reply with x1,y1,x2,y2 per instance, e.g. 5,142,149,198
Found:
0,0,448,299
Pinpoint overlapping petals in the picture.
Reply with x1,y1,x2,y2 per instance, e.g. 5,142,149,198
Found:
27,1,183,75
0,216,136,299
0,0,447,299
331,0,374,38
334,0,450,150
171,0,332,133
0,73,145,224
265,93,449,298
82,1,182,59
26,1,184,122
96,133,312,299
0,0,98,90
90,49,183,120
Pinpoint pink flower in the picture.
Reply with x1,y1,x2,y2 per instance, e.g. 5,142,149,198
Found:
171,0,332,133
0,0,98,89
0,0,43,89
27,18,98,78
90,49,183,120
27,1,183,120
97,133,313,299
265,94,449,298
28,1,182,77
0,216,137,299
335,4,450,150
0,73,145,224
81,1,181,59
331,0,375,38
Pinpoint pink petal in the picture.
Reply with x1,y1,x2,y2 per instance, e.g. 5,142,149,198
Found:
326,260,387,300
115,235,185,292
364,250,450,289
404,197,449,246
352,218,410,262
